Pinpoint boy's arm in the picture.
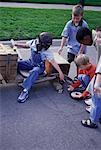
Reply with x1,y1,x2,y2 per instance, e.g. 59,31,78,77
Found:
68,80,81,91
15,43,29,49
11,39,29,49
79,44,86,54
49,59,65,82
58,37,67,54
85,65,96,78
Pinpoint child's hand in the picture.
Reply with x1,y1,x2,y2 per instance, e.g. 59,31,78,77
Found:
11,39,17,51
11,39,15,47
68,85,74,91
58,48,63,55
59,72,65,82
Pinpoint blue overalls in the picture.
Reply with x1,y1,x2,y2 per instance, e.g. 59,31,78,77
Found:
17,50,45,91
78,74,90,89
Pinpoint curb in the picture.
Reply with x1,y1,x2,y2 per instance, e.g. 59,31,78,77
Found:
0,39,61,46
0,2,101,11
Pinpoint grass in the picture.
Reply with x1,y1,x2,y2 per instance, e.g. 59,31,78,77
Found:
1,0,101,6
0,7,101,40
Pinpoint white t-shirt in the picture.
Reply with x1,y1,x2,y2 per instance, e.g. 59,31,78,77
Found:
26,39,54,61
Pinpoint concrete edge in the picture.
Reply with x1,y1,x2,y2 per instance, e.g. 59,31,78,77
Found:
0,39,62,46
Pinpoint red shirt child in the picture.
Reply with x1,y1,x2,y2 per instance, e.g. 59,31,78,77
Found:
68,54,96,99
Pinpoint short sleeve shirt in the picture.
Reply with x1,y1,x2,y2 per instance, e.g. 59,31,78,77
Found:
26,39,54,62
61,20,88,54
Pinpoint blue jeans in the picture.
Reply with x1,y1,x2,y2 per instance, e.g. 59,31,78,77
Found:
18,60,45,91
17,60,33,72
78,74,90,89
90,93,101,124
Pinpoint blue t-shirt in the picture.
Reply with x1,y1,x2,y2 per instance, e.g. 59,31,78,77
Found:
61,20,88,55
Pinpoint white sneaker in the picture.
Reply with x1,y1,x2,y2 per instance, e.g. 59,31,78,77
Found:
84,98,93,106
86,106,92,113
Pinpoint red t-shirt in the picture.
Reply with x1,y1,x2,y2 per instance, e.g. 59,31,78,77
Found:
71,64,96,98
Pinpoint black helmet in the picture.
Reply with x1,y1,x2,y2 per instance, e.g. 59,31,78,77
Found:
39,32,53,50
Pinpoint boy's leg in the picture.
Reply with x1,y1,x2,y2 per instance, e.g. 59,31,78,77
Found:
22,66,45,91
17,60,33,72
90,93,101,124
78,74,90,89
18,66,45,103
81,93,101,128
67,52,75,63
67,52,75,75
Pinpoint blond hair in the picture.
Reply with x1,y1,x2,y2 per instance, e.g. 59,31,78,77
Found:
75,54,89,67
72,4,83,16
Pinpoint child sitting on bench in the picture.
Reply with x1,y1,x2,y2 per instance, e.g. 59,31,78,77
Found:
12,32,64,103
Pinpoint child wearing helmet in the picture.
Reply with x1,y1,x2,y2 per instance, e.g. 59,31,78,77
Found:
13,32,64,103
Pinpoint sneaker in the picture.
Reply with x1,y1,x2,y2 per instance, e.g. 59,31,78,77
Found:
81,119,98,128
86,106,92,113
84,98,93,106
18,90,28,103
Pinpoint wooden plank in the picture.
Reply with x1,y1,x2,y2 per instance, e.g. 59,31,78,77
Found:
0,61,7,66
35,75,57,83
0,44,18,83
0,55,8,60
53,52,70,64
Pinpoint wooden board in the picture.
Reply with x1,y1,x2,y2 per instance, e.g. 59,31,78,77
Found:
0,44,18,83
53,52,69,64
17,48,69,64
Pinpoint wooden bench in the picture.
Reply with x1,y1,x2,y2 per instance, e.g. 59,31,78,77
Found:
0,44,18,84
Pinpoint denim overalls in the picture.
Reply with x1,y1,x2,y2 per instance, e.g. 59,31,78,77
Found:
18,49,45,91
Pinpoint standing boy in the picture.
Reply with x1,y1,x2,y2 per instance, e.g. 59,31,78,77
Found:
58,4,88,75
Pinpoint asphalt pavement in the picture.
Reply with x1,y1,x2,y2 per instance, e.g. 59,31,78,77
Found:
0,79,101,150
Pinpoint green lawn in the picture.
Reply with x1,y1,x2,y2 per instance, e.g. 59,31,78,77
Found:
0,7,101,40
1,0,101,6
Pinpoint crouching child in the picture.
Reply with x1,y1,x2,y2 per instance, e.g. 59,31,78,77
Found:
68,54,96,99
